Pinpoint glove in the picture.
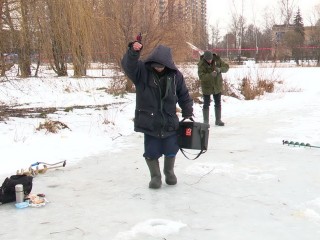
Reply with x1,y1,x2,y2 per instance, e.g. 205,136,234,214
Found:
211,71,217,77
212,53,220,61
128,41,143,52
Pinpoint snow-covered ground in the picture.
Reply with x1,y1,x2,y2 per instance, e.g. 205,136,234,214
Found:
0,63,319,240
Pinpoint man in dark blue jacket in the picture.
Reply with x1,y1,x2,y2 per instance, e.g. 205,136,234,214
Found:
121,41,193,189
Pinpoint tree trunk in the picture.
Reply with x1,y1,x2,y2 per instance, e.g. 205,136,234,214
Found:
18,48,31,77
73,45,86,77
52,39,68,76
18,0,31,78
46,1,68,77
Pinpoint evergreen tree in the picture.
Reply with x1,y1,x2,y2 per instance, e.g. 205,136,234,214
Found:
294,8,305,39
291,8,305,65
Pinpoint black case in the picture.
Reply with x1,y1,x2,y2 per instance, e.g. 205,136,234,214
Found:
0,174,33,204
177,121,209,150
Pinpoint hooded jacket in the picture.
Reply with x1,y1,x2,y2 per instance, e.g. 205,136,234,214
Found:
121,44,193,138
198,54,229,95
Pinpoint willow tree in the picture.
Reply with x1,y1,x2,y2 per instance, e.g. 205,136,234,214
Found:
103,0,136,64
159,0,189,61
1,0,32,77
99,0,168,91
42,0,69,76
66,0,96,77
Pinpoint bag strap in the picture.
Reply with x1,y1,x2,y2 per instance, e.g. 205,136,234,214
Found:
180,148,206,160
179,118,207,160
181,117,194,122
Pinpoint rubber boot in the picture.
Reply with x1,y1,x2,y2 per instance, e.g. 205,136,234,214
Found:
202,108,209,125
145,158,162,189
163,156,177,185
215,107,225,126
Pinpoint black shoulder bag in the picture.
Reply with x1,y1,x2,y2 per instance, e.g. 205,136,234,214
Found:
177,118,209,160
0,174,33,204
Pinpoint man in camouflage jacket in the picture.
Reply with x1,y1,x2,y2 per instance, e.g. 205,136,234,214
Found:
198,51,229,126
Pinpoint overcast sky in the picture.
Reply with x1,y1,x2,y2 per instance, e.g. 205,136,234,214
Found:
207,0,320,32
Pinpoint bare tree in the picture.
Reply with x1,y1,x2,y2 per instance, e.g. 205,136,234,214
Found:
209,22,221,49
278,0,296,26
0,0,6,76
0,0,209,80
42,0,69,76
308,3,320,65
261,6,277,31
309,3,320,26
249,0,259,60
18,0,32,77
67,0,95,77
230,0,246,60
1,0,20,58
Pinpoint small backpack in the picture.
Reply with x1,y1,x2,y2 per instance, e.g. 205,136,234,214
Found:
0,175,33,204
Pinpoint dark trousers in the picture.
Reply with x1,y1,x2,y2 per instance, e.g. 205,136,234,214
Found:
143,134,179,159
203,92,221,110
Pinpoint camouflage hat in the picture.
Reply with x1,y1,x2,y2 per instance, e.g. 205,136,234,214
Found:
203,51,213,61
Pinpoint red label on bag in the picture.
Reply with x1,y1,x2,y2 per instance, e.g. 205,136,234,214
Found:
185,128,192,136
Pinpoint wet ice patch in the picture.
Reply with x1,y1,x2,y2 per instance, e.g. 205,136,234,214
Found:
185,162,219,176
242,168,278,181
303,209,320,222
185,162,279,181
296,198,320,224
49,227,84,239
114,218,186,240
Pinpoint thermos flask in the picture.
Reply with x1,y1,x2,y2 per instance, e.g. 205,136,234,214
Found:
15,184,24,203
